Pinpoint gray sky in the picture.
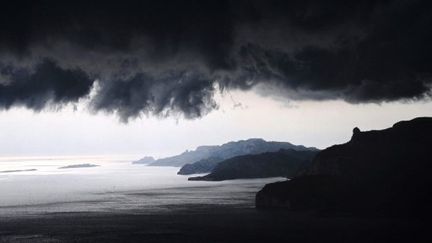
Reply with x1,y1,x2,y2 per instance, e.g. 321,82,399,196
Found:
1,89,431,158
1,1,432,160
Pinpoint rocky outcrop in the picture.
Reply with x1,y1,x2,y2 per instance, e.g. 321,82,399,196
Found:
188,149,318,181
256,117,432,216
256,175,354,210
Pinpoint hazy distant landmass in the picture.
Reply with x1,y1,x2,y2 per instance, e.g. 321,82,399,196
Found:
59,163,100,169
132,156,155,165
188,149,318,181
0,169,37,173
256,117,432,217
146,138,317,168
177,139,318,175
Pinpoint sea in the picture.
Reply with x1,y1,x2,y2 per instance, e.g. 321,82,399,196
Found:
0,156,284,217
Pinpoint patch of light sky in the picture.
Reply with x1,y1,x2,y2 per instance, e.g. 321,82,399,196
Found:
1,88,431,159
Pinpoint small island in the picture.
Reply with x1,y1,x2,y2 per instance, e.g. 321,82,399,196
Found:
0,169,37,173
59,163,100,169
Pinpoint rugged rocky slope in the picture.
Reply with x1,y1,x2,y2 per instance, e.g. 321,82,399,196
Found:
256,117,432,216
188,149,318,181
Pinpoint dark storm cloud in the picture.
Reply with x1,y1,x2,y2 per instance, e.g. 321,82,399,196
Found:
0,0,431,120
91,71,217,121
0,59,93,110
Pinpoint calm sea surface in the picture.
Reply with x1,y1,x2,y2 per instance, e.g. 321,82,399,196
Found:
0,156,284,216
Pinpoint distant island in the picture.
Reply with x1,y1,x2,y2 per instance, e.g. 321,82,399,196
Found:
256,117,432,217
134,138,317,169
188,149,318,181
0,169,37,173
59,163,100,169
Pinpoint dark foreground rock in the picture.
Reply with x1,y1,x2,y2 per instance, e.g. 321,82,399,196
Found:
256,175,358,210
256,117,432,216
189,149,317,181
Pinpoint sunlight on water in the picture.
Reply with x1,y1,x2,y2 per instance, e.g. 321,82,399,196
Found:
0,156,285,216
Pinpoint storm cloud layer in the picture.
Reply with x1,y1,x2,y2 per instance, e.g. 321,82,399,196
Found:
0,0,431,120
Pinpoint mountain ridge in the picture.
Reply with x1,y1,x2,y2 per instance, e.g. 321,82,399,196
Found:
140,138,317,167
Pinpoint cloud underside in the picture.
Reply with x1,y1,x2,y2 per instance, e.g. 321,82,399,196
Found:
0,0,431,120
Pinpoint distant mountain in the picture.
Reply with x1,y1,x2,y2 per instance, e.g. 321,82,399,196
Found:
189,149,318,181
147,138,317,168
132,156,155,165
256,117,432,216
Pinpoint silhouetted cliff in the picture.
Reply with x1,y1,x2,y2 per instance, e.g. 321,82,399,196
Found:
177,157,223,175
256,117,432,216
188,149,318,181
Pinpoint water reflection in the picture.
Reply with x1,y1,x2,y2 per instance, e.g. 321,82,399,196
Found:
0,156,284,216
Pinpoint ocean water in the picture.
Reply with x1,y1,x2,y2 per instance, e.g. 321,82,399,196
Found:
0,156,285,216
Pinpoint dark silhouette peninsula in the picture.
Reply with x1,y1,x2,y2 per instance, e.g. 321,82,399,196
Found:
189,149,318,181
256,117,432,217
